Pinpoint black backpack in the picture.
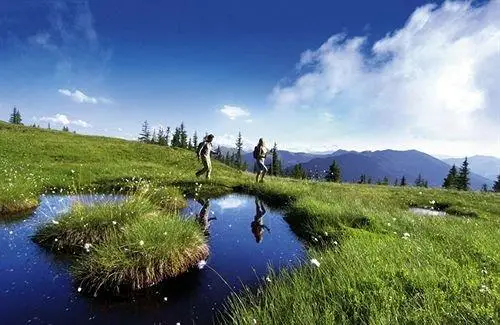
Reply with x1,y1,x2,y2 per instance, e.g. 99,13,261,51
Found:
253,146,260,159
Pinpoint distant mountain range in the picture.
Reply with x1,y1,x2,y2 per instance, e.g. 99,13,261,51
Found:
443,156,500,181
241,148,494,190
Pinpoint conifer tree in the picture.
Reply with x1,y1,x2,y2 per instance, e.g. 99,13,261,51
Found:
171,127,180,147
493,175,500,192
188,137,193,150
48,123,51,129
394,178,399,186
481,184,488,192
179,122,188,148
443,164,458,189
193,131,198,151
271,142,282,176
9,107,22,125
291,164,307,179
139,120,151,143
414,173,423,187
400,176,407,186
157,128,166,146
235,132,243,168
456,157,470,191
358,174,367,184
367,177,372,184
325,160,341,182
382,176,389,185
62,126,69,132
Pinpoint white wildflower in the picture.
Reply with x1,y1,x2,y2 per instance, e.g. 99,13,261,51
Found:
418,191,423,195
77,287,82,292
112,221,117,225
51,219,59,225
163,297,168,302
139,240,144,246
392,218,396,221
71,170,75,174
197,260,207,269
481,269,488,275
265,277,271,283
310,258,320,267
333,241,338,246
54,238,58,242
253,319,257,324
479,284,490,293
312,236,318,242
402,232,410,240
430,200,436,205
9,231,13,235
387,223,391,227
84,243,92,251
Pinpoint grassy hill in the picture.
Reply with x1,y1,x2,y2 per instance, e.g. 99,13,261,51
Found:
1,121,499,324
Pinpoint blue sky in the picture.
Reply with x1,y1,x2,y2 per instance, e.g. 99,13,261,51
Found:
1,0,499,157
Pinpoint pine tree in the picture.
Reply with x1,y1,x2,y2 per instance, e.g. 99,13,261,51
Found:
456,157,470,191
415,173,423,187
358,174,367,184
367,177,372,184
443,164,458,189
9,107,22,125
291,164,307,179
235,132,243,168
393,178,398,186
271,142,282,176
179,122,188,148
481,184,488,192
139,120,151,143
62,126,69,132
48,123,51,130
382,176,389,185
171,127,180,147
157,128,166,146
400,176,407,186
193,131,198,151
325,160,341,182
493,175,500,192
188,137,193,150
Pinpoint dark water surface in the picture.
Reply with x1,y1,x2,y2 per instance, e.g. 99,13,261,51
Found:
0,194,305,325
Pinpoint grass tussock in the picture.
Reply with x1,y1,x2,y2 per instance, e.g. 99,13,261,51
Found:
72,213,208,294
32,197,157,252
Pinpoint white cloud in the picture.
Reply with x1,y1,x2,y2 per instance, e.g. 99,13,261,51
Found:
270,1,500,157
213,133,254,150
39,114,92,128
220,105,251,120
58,89,112,104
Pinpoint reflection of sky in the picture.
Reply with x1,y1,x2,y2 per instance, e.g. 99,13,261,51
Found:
214,195,247,210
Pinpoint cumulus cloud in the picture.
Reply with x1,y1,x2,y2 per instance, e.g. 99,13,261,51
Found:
271,1,500,156
58,89,111,104
220,105,251,120
39,113,92,128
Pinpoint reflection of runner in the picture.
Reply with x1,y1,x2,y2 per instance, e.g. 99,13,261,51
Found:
251,198,270,243
196,199,216,236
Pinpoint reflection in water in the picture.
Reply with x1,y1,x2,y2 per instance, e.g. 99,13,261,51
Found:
251,198,270,243
1,194,305,325
196,198,217,235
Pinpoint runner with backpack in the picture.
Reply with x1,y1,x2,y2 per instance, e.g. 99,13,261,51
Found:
253,138,268,183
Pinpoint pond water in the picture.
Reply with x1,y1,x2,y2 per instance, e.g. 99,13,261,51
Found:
409,207,447,216
0,193,305,324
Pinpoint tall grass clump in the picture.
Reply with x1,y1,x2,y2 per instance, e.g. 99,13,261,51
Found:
72,213,208,294
33,197,157,252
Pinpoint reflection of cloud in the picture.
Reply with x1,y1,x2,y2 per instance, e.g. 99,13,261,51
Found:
216,196,246,210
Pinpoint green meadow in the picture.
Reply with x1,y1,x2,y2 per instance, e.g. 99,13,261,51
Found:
1,121,499,324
